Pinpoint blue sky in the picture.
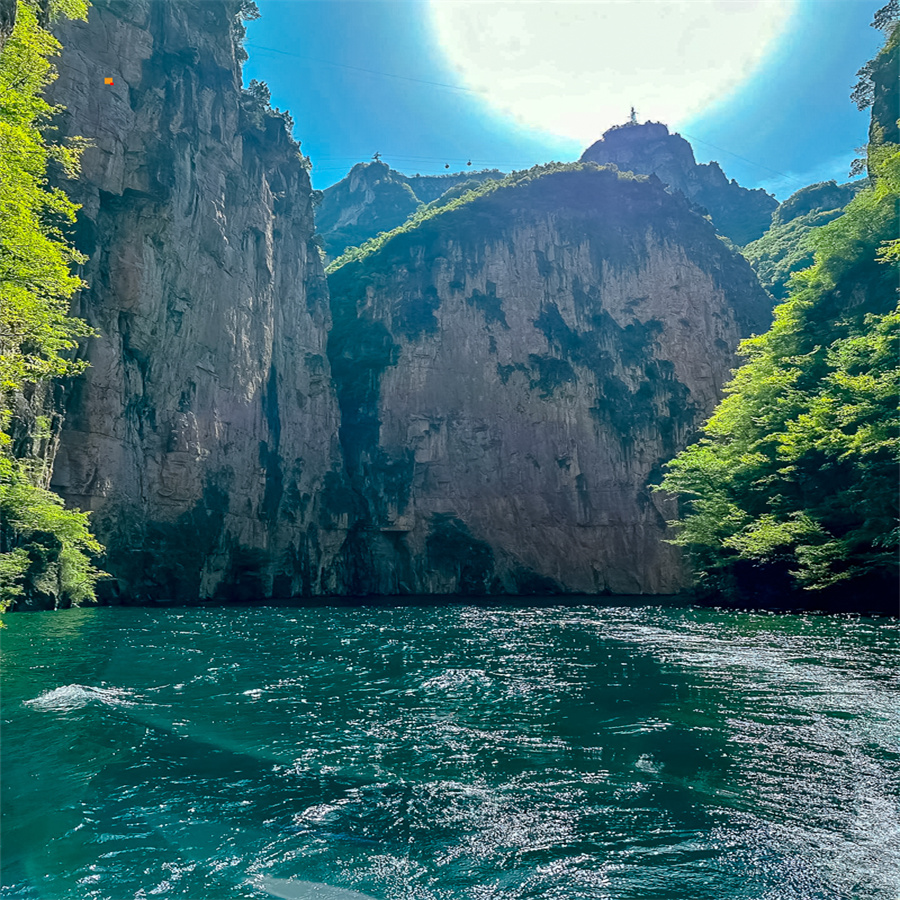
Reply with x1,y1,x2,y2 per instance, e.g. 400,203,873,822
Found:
243,0,885,200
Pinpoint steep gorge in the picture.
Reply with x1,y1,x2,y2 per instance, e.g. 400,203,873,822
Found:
40,3,779,603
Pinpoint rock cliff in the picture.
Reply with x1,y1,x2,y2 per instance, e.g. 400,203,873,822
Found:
317,161,503,260
47,0,349,601
581,123,778,246
327,165,772,595
41,6,775,602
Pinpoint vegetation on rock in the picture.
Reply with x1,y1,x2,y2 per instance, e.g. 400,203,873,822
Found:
316,161,503,261
659,11,899,609
580,121,778,246
0,0,103,611
742,180,863,299
326,162,644,273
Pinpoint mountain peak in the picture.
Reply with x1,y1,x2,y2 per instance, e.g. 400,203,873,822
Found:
580,122,776,245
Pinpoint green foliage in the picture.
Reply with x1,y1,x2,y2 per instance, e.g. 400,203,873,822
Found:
240,77,295,135
420,178,494,212
854,4,899,167
743,181,865,299
0,0,103,610
231,0,260,63
771,180,861,228
317,164,506,261
317,166,421,260
0,456,103,610
743,207,845,299
0,0,92,405
659,140,900,602
851,0,898,111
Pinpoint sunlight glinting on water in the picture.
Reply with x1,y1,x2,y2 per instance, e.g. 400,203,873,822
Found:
2,604,898,899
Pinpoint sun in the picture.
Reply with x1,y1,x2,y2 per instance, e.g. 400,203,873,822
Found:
428,0,796,144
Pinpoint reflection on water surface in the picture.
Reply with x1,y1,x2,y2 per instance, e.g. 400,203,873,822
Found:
2,602,898,899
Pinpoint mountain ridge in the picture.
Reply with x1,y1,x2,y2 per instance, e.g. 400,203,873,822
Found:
317,160,504,260
581,122,778,245
327,163,772,594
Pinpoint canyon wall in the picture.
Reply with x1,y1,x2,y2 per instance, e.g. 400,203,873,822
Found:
47,0,349,601
44,6,775,601
328,166,772,595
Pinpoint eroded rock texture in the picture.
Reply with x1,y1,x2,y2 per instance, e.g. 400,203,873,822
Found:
581,123,778,246
47,0,348,601
328,167,772,595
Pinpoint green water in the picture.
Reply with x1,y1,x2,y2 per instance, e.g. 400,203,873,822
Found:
1,603,898,899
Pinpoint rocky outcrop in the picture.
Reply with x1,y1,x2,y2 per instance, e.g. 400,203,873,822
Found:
867,19,899,150
581,123,778,246
317,161,503,260
0,0,16,51
46,0,348,601
327,164,772,595
39,5,773,602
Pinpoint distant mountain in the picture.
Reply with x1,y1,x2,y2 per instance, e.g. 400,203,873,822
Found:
581,123,778,246
743,179,866,299
316,161,503,260
326,163,770,595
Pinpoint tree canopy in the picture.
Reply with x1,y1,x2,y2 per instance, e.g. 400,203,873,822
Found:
0,0,104,611
658,15,899,609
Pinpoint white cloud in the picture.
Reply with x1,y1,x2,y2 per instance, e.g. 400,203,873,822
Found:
429,0,797,144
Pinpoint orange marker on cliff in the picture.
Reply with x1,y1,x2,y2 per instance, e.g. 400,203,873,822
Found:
104,77,114,85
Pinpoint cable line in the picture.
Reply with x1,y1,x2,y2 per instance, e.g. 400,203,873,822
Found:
244,43,481,94
243,43,816,194
679,130,808,190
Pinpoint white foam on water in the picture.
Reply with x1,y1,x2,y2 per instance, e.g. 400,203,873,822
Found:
24,684,137,711
259,877,378,900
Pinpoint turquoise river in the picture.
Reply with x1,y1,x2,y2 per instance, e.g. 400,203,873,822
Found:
1,602,898,899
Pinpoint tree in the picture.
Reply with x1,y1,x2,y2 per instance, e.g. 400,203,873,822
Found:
658,15,900,609
0,0,104,611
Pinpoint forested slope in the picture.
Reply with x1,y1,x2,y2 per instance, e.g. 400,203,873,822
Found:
0,0,103,611
659,9,899,612
743,180,863,299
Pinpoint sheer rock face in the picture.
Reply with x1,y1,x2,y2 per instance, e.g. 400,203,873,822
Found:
581,123,778,246
47,0,348,601
328,168,771,595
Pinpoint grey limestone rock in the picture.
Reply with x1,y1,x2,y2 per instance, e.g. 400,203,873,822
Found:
47,0,348,601
317,161,504,260
328,166,772,595
581,123,778,246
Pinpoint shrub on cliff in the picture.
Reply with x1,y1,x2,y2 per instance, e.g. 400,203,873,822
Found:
658,12,899,608
0,0,104,611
